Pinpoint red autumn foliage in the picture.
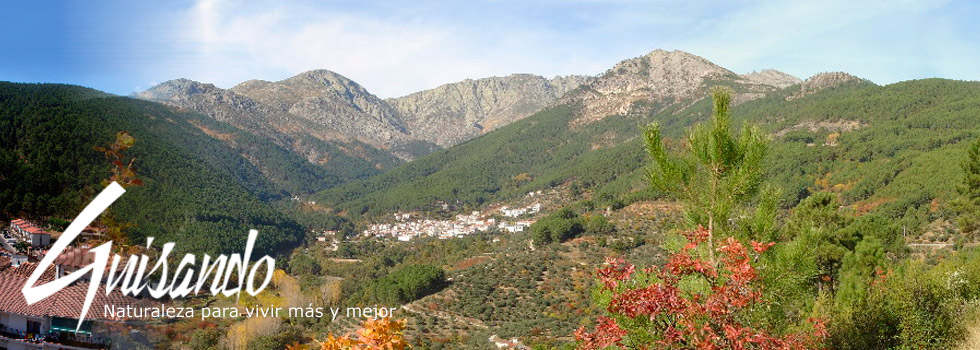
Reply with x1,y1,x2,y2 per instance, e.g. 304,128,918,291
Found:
576,226,827,350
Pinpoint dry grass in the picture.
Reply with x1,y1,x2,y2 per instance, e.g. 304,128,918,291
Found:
958,324,980,350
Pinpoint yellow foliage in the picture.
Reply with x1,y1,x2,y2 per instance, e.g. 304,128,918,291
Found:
316,318,409,350
224,316,282,350
239,269,306,309
825,132,840,146
273,269,290,287
320,278,343,306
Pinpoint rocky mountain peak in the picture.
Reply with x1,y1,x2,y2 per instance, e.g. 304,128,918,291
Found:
568,50,741,124
282,69,369,96
596,50,736,92
234,70,403,128
801,72,864,90
136,49,847,165
135,78,222,102
740,69,802,89
388,73,593,147
232,70,378,111
788,72,868,100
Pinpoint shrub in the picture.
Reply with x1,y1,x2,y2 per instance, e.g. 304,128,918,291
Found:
576,227,826,349
532,207,584,245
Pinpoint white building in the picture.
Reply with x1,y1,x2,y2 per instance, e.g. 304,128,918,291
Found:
0,260,146,349
9,220,50,248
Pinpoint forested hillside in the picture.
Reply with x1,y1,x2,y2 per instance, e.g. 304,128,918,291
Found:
314,78,980,228
313,104,653,216
0,82,309,255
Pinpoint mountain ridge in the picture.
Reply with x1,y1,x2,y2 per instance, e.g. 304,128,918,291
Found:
388,73,593,147
309,50,914,217
137,70,593,162
563,50,802,125
136,49,857,200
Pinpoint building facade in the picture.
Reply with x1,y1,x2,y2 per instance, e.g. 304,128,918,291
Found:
0,261,143,350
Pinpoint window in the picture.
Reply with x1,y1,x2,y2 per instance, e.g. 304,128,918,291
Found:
26,320,41,334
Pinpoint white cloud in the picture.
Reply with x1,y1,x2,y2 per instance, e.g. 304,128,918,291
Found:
170,0,614,97
149,0,979,97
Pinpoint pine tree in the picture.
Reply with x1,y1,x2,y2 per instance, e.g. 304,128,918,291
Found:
644,88,768,266
952,136,980,234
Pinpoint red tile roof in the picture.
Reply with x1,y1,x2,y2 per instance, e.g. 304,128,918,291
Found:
10,219,50,236
54,247,94,268
0,265,149,320
7,261,57,282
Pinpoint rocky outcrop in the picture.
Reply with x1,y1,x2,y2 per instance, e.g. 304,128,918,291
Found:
229,70,426,159
388,74,592,147
788,72,867,100
137,50,833,165
561,50,808,125
741,69,801,89
135,78,403,168
139,70,590,160
134,79,297,142
566,50,731,124
233,70,407,132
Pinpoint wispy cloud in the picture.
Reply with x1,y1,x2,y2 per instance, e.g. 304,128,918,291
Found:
3,0,976,96
170,0,629,97
163,0,980,97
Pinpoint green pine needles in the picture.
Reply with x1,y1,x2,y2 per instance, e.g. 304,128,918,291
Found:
644,88,769,265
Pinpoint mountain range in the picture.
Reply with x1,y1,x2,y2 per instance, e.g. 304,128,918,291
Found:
6,46,980,350
136,69,592,162
308,50,980,224
17,48,968,225
134,50,813,197
307,50,867,214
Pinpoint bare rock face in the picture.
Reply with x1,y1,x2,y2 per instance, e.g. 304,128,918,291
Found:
565,50,739,124
233,70,407,132
229,70,424,160
788,72,866,100
741,69,802,89
134,78,409,171
136,50,825,166
133,78,297,142
388,74,592,147
561,51,806,125
139,70,590,161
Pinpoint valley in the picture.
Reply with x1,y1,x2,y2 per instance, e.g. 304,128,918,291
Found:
4,49,980,350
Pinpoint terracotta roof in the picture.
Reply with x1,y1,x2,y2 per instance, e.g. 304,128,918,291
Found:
53,247,96,268
0,256,10,270
10,219,50,236
7,262,57,282
0,266,149,320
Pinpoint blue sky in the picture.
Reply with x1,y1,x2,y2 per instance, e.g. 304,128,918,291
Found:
1,0,978,98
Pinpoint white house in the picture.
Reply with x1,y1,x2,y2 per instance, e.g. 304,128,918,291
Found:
0,260,147,349
9,220,50,248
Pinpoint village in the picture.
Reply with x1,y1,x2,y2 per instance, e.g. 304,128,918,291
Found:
0,218,139,350
362,191,552,242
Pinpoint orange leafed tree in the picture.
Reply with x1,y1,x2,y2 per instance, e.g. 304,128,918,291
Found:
94,131,143,188
575,227,826,350
93,131,143,248
288,318,409,350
